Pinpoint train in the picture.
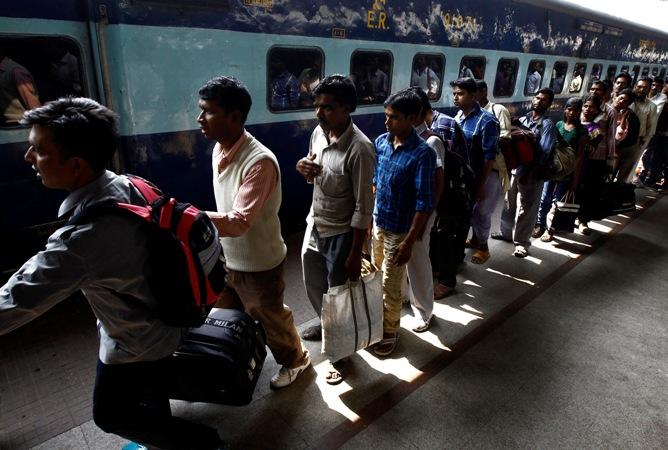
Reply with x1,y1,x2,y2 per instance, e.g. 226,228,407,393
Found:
1,0,667,273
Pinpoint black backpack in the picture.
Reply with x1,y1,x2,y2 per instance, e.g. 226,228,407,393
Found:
68,175,226,327
438,148,476,218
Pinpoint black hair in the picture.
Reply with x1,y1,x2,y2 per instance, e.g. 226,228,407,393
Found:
536,87,555,104
20,97,118,171
383,89,422,118
449,77,477,94
475,79,488,91
582,94,603,111
198,76,252,123
313,75,357,112
601,79,613,91
591,79,605,89
617,88,636,103
637,76,652,85
564,97,583,110
652,77,664,86
615,72,633,86
407,86,431,118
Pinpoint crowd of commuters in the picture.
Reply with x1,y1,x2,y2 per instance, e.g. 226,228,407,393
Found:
0,68,666,448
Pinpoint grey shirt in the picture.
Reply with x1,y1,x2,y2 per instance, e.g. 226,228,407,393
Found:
0,171,183,364
308,120,376,238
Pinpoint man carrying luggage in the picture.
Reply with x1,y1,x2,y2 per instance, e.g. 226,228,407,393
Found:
0,97,225,449
198,76,310,389
296,74,375,384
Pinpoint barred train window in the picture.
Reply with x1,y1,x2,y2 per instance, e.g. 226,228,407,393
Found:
410,53,445,101
587,64,602,90
459,56,485,80
549,61,568,94
641,67,650,78
606,65,617,82
267,46,324,112
632,65,640,84
493,58,518,97
0,37,84,127
568,63,587,93
350,50,393,106
524,59,545,95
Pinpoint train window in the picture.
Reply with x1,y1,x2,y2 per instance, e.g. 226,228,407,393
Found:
493,58,518,97
568,63,587,93
0,37,84,127
410,53,445,101
459,56,485,80
606,65,617,82
651,67,659,77
524,59,545,95
641,67,650,78
631,65,640,84
267,46,324,112
660,68,666,80
586,64,602,91
350,50,392,106
549,61,568,94
621,65,629,74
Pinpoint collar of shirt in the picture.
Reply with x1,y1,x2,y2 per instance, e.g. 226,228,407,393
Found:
384,128,421,152
319,119,354,151
414,122,429,136
216,130,249,173
455,103,482,122
522,112,544,127
58,170,115,218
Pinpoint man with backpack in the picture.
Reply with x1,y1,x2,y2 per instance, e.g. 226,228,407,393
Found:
0,97,226,449
198,76,311,390
493,88,557,257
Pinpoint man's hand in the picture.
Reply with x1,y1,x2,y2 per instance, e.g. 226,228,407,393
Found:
296,153,322,182
391,240,413,266
344,253,362,281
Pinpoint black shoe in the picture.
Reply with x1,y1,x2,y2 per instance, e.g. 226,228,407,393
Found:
490,232,512,242
531,225,545,239
301,324,322,341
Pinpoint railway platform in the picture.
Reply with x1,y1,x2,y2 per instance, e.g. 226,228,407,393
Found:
1,187,666,449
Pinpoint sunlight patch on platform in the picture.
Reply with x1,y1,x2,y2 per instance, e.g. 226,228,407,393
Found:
486,268,536,286
357,351,424,383
313,361,361,422
533,239,581,258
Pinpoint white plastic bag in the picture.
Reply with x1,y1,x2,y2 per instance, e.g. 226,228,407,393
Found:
321,269,383,362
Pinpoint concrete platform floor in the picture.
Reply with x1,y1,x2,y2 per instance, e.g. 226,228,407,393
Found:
1,187,666,449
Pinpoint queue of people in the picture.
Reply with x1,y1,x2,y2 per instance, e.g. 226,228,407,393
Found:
0,70,666,449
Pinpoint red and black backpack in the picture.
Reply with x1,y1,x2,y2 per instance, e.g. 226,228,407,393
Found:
68,175,226,327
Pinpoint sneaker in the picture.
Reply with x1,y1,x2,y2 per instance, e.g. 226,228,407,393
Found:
412,315,434,333
531,225,545,239
578,222,591,235
301,324,322,341
270,349,311,389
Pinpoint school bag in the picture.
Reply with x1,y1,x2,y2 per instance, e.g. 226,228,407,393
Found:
68,175,226,327
169,308,267,406
498,119,540,170
438,146,476,219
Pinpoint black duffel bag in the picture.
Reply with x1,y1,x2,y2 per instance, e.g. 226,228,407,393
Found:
590,179,636,220
169,308,267,406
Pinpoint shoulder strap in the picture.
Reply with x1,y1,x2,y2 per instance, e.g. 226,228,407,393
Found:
127,175,162,203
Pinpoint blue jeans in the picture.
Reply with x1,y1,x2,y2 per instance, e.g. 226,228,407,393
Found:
536,179,571,227
93,359,221,449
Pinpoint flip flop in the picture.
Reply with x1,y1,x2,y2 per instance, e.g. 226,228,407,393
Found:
471,249,490,264
325,368,344,385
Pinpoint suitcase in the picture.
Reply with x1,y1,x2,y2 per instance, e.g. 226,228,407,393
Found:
169,308,267,406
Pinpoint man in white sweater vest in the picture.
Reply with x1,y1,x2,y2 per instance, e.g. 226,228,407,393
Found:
197,76,310,389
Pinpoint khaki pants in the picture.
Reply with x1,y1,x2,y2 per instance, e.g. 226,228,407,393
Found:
372,226,408,334
217,259,306,368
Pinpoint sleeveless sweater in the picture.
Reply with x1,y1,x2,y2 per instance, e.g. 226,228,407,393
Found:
212,134,287,272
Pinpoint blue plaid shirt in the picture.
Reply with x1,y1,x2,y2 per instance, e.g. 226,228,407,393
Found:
373,129,435,234
454,104,499,178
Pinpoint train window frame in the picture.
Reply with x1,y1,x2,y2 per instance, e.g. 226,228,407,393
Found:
523,59,545,96
459,56,485,80
266,45,325,113
349,49,393,107
0,35,87,128
568,62,587,94
493,58,519,98
410,52,445,102
549,61,569,95
651,67,659,77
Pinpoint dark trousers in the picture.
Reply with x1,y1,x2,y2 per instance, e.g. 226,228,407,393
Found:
577,158,609,223
93,359,221,450
430,212,470,288
646,136,668,183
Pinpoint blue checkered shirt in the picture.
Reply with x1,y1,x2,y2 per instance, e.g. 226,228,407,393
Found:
373,129,435,234
454,104,499,178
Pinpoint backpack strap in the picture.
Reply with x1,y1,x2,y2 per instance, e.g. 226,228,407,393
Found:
127,175,162,203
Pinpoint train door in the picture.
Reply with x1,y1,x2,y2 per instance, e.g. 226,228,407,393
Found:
0,30,98,273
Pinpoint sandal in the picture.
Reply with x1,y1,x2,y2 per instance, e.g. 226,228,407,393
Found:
513,245,528,258
471,249,490,264
325,358,348,385
373,333,398,357
464,239,478,249
540,231,553,242
434,283,454,299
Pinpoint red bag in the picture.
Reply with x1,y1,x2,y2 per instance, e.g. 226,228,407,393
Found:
499,122,540,170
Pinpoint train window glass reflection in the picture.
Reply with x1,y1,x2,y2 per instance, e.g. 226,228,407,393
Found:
0,37,84,127
549,61,568,94
524,59,545,95
587,64,602,90
267,46,324,112
459,56,485,80
410,53,444,101
493,58,518,97
568,63,587,93
606,65,617,82
350,50,392,106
